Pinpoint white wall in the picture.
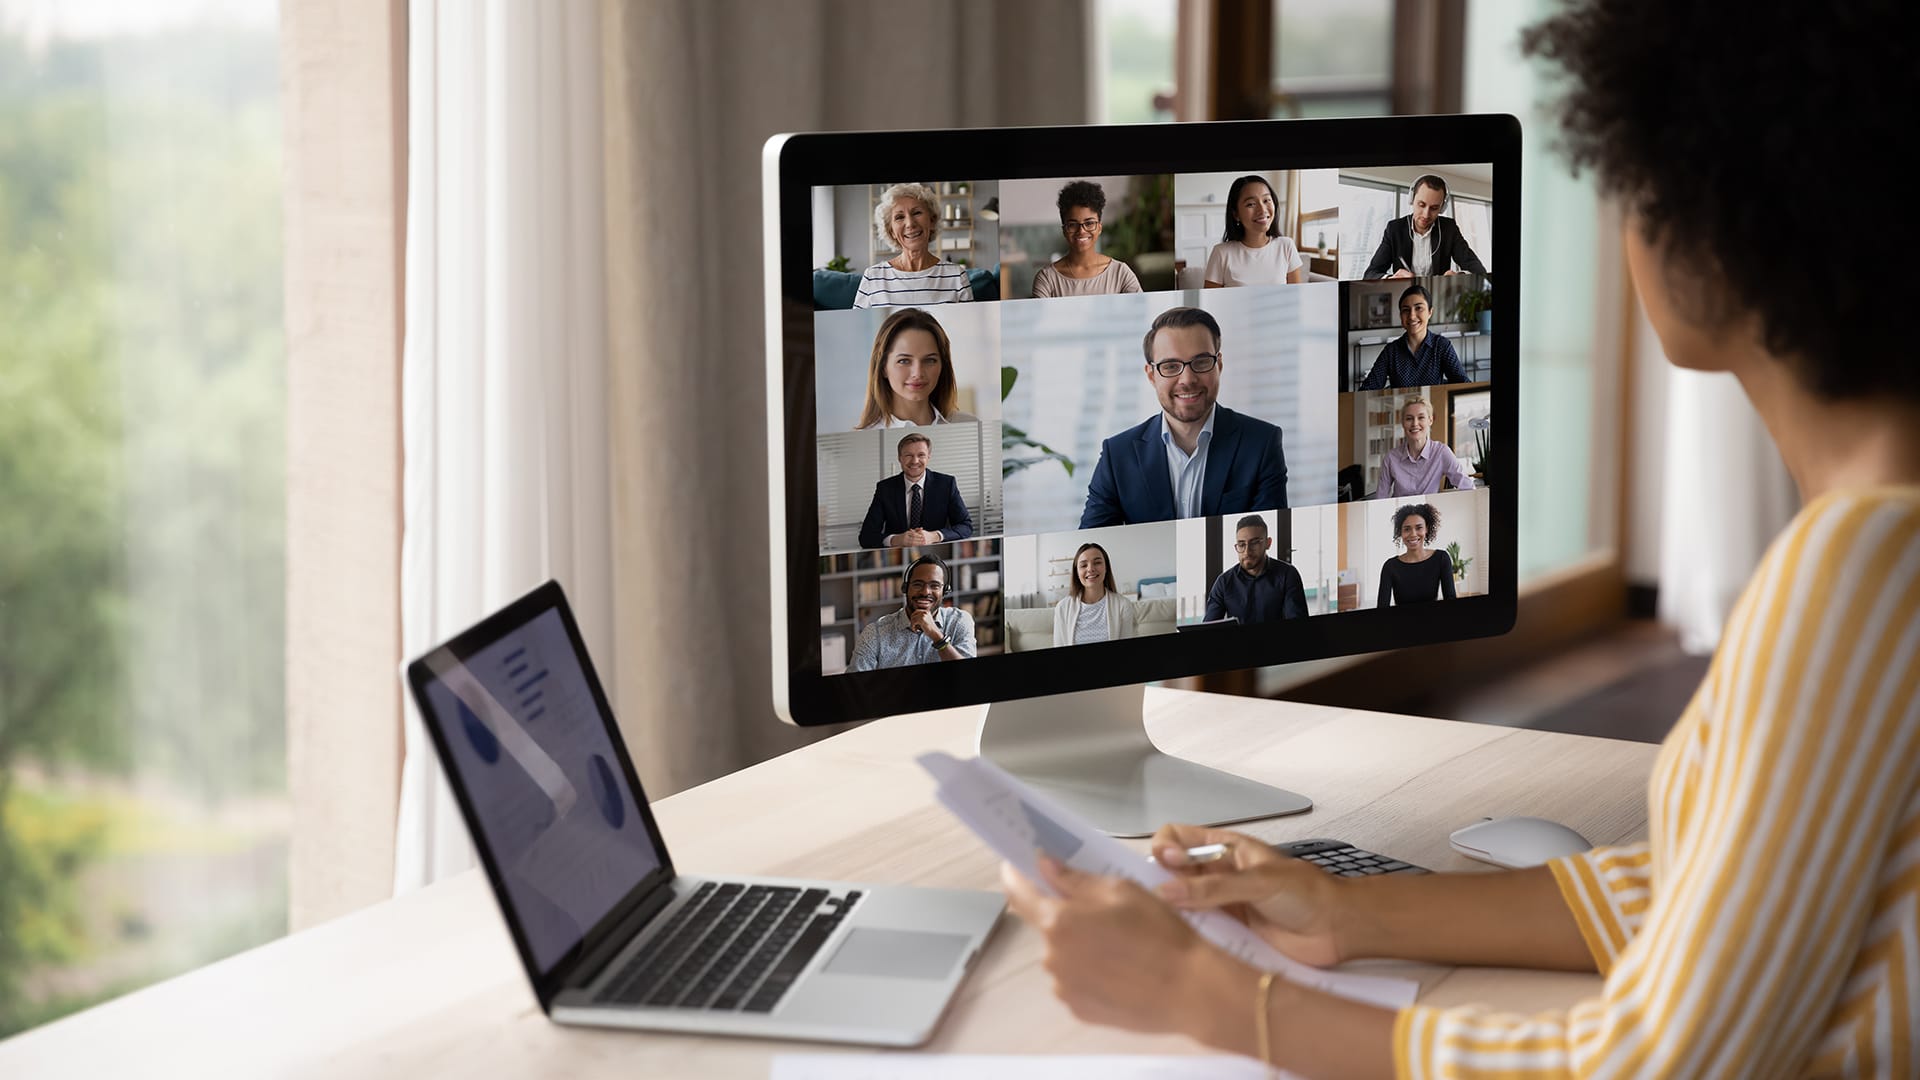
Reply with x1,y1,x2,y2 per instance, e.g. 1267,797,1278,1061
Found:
1022,522,1177,606
1174,517,1208,621
1336,163,1493,201
1347,488,1489,607
1290,504,1341,615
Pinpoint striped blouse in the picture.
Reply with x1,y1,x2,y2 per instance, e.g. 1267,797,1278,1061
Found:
1395,487,1920,1078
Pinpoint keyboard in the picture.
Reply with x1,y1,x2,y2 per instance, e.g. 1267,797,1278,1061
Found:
1278,838,1428,876
594,881,859,1013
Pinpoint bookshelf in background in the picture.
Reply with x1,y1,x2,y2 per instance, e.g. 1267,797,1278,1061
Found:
819,540,1003,674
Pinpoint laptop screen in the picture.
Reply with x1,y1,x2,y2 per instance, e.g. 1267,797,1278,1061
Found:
414,604,662,975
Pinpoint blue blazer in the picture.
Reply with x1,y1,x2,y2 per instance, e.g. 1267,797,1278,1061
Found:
1077,406,1288,528
858,469,974,549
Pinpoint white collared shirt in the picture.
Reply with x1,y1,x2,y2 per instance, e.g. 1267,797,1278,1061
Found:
1160,404,1217,519
901,470,929,529
1410,217,1435,276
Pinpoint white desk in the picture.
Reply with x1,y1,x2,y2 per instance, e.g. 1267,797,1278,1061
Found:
0,689,1658,1078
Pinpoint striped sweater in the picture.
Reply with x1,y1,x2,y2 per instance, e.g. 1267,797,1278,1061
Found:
1396,488,1920,1078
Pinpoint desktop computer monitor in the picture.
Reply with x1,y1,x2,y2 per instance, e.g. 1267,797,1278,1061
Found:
764,116,1518,835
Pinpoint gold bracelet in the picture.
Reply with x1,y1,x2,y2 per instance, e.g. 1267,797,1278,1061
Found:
1255,970,1277,1078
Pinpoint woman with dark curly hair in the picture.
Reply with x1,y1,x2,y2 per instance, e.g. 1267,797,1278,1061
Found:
999,3,1920,1076
1376,503,1455,606
1030,180,1143,298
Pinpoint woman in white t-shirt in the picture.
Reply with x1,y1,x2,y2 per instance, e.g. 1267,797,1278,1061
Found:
1203,175,1305,288
1051,542,1139,647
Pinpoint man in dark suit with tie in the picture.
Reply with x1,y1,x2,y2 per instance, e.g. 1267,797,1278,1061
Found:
1362,174,1488,280
858,432,975,549
1078,307,1288,529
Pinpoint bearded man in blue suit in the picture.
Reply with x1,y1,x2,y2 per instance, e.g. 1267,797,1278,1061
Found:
1078,306,1288,528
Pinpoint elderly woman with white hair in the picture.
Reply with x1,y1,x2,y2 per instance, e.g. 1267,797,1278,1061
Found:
853,182,974,309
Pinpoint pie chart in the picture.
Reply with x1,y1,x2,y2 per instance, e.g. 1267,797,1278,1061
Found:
459,701,500,764
589,753,624,829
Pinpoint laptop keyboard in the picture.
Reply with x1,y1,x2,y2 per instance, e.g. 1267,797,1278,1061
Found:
594,882,861,1013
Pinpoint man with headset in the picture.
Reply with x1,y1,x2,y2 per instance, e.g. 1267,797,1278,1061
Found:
847,553,977,671
1361,173,1488,279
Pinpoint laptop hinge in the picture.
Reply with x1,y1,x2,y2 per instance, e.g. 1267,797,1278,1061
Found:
562,876,678,991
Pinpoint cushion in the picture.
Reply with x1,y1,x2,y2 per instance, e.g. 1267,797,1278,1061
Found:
812,268,863,310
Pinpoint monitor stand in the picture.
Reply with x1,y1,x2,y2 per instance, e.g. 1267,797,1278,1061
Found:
975,683,1312,838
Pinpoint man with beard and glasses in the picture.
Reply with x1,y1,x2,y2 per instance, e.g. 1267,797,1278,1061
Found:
847,554,976,671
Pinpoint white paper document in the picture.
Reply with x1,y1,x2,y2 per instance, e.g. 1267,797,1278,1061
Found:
772,1054,1270,1080
916,751,1418,1011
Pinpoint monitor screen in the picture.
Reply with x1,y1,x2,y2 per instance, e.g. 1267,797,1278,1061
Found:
768,118,1518,725
412,601,664,976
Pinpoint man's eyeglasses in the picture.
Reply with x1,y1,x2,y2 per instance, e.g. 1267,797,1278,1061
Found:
1233,538,1269,551
906,580,946,595
1151,353,1219,378
1062,219,1100,234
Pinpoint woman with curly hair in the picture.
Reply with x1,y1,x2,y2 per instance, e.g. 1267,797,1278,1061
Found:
1031,180,1143,298
999,3,1920,1075
1376,503,1454,606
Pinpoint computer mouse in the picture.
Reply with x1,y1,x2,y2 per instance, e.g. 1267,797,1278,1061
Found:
1449,816,1591,869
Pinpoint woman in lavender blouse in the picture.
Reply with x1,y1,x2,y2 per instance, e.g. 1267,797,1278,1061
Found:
1377,398,1475,497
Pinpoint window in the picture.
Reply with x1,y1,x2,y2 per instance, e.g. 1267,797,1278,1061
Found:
1095,0,1176,124
0,0,286,1037
1271,0,1393,117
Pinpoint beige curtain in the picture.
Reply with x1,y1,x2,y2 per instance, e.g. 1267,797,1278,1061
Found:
601,0,1090,797
1283,169,1302,246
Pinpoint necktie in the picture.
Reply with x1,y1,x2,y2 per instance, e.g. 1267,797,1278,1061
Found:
909,483,923,528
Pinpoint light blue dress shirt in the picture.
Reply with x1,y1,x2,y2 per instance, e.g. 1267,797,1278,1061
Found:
1160,405,1217,519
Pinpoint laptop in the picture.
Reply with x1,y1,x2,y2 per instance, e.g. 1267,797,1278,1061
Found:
405,580,1005,1046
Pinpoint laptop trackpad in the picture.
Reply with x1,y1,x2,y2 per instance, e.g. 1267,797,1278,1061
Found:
823,929,970,980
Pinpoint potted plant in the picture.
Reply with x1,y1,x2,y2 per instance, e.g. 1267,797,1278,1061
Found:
1446,541,1472,582
1000,367,1074,479
1454,286,1493,334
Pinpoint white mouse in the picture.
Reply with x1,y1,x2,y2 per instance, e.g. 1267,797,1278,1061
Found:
1449,816,1591,868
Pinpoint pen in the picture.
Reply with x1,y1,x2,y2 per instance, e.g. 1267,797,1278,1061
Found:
1147,842,1232,865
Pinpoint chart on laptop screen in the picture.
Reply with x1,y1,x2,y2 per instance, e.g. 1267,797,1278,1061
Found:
807,166,1496,677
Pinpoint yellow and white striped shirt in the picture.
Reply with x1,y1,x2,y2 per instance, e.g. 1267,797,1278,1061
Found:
1395,488,1920,1078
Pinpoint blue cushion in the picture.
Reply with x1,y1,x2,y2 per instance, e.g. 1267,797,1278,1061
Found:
813,269,863,310
967,266,1000,302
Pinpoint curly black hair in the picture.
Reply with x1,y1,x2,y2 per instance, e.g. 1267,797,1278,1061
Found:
1520,1,1909,401
1056,180,1107,222
1391,503,1440,545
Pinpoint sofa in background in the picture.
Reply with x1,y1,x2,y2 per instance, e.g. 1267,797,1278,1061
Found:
1004,596,1179,652
813,265,1000,309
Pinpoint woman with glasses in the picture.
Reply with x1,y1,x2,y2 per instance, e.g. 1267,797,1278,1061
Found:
1051,542,1138,646
1203,174,1305,288
1031,180,1143,298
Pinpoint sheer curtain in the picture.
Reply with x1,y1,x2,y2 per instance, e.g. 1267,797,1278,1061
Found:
1656,366,1798,653
598,0,1090,798
394,0,613,893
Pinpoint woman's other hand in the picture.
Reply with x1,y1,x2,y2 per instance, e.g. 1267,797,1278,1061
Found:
1000,855,1243,1037
1149,825,1345,967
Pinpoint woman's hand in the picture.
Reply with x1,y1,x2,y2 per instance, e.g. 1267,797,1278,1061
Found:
1149,825,1346,967
1001,856,1245,1038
